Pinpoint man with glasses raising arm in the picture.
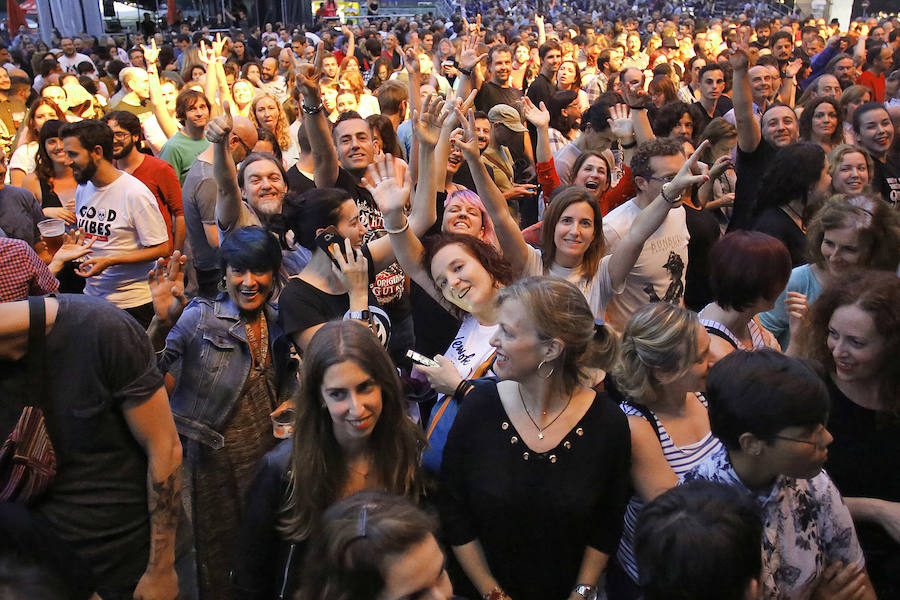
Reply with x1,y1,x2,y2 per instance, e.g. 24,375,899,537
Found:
180,109,258,298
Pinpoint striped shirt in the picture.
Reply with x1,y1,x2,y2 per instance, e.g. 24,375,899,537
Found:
616,394,724,582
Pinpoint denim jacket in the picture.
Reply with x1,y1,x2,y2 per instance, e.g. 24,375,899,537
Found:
158,295,299,454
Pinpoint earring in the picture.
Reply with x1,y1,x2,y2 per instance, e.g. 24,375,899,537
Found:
537,360,554,379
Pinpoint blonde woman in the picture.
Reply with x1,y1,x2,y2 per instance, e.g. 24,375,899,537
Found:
250,93,295,158
608,302,718,597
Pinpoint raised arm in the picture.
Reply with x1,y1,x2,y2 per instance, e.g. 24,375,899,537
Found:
454,108,529,275
205,101,243,231
199,36,225,116
608,141,709,289
455,33,487,99
341,26,355,59
143,40,181,139
728,46,761,153
620,83,655,146
523,96,552,164
408,94,446,231
405,46,423,176
297,43,340,188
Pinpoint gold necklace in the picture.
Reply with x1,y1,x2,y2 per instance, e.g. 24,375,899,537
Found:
518,383,572,440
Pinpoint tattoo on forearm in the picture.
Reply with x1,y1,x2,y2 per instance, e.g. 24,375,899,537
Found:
147,464,182,569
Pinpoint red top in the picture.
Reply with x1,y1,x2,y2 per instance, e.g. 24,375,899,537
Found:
131,154,183,251
857,70,886,103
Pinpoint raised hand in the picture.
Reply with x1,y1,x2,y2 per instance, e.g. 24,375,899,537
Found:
459,33,487,72
666,139,710,199
522,96,550,129
296,42,325,102
728,45,749,71
784,57,804,79
363,153,411,218
450,108,480,159
206,99,234,143
405,46,421,75
607,103,634,141
210,32,226,59
198,40,215,66
413,93,447,147
140,38,160,66
621,78,649,109
148,251,188,324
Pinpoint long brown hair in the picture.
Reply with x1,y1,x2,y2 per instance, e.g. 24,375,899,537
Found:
277,321,424,541
540,186,605,279
250,92,291,151
797,270,900,414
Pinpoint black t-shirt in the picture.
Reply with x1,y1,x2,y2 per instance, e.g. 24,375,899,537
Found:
689,96,733,139
474,81,523,114
730,139,777,232
333,167,411,320
0,295,164,590
286,165,316,195
278,275,380,339
871,151,900,209
683,203,721,311
753,207,807,267
525,73,557,108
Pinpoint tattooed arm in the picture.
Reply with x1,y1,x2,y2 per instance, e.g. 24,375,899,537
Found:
124,386,183,600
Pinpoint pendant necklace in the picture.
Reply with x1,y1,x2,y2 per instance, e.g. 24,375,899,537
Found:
518,383,572,439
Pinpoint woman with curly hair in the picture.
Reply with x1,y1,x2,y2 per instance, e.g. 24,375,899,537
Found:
760,194,900,350
250,93,295,160
797,270,900,598
234,320,426,598
752,142,832,266
799,96,843,154
367,57,393,92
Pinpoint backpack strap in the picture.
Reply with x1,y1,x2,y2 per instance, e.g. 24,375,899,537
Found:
26,297,47,406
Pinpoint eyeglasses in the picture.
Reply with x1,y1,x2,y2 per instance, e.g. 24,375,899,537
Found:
111,131,131,140
233,134,254,156
772,426,829,448
647,174,676,185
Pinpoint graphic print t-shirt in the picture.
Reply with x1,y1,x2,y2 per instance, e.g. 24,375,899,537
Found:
76,172,169,308
602,199,690,332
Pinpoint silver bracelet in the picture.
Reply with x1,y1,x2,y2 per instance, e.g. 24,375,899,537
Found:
383,218,409,235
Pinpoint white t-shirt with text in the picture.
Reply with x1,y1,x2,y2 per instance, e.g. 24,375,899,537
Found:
76,172,168,308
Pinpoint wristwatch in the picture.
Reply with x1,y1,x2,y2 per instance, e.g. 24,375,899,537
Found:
573,584,598,600
347,310,371,321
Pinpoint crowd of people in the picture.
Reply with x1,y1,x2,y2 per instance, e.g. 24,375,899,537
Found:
1,1,900,599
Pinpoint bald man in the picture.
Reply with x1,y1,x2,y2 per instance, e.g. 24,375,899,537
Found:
181,114,258,297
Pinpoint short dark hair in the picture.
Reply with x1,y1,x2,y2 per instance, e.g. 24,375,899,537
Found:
709,231,792,311
756,142,826,213
538,40,561,60
635,480,762,600
852,101,889,134
770,30,794,47
581,93,618,133
630,137,683,182
282,187,351,250
422,232,515,287
174,88,210,123
486,43,512,66
102,110,142,138
652,101,693,137
706,350,829,450
219,225,282,275
60,119,113,161
698,63,724,80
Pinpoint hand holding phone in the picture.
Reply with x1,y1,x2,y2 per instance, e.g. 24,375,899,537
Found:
406,350,440,368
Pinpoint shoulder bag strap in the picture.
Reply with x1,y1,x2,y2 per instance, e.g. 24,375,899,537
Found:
26,296,47,406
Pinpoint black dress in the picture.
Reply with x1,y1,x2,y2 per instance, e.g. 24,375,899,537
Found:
439,378,631,600
823,378,900,598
